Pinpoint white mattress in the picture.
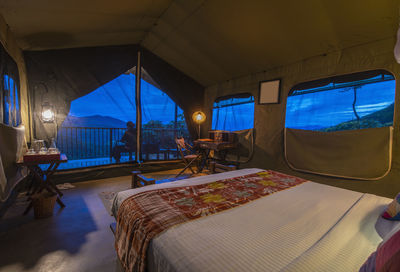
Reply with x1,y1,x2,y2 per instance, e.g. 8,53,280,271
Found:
113,169,391,272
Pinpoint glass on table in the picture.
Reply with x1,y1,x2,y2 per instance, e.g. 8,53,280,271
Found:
26,148,36,155
32,139,46,153
39,147,48,154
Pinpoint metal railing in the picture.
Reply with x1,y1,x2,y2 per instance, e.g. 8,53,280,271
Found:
56,127,190,161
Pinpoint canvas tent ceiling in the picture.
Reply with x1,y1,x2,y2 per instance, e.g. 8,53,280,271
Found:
0,0,398,86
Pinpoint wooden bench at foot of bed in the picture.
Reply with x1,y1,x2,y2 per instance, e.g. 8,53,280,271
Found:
131,171,156,189
209,161,238,173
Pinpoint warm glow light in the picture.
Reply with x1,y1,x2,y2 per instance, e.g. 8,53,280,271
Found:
41,103,55,123
192,111,206,124
42,110,53,119
42,109,54,120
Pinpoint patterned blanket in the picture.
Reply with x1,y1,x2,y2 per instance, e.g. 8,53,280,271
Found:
115,170,308,272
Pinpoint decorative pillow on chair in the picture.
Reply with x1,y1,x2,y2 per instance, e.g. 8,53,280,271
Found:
382,193,400,220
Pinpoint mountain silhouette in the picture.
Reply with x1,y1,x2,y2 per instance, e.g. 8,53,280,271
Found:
62,115,128,128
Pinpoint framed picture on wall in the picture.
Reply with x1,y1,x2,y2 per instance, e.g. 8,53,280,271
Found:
258,79,281,104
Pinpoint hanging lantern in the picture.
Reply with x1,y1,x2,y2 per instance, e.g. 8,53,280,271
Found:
41,102,55,123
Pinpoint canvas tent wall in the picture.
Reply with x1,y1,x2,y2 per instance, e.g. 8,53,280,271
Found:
0,14,30,139
24,46,204,142
204,37,400,198
0,14,29,205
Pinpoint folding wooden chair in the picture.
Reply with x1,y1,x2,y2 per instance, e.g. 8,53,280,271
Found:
175,137,200,177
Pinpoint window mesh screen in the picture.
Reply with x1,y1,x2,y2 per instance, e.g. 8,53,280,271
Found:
285,74,395,132
3,75,21,126
212,95,254,131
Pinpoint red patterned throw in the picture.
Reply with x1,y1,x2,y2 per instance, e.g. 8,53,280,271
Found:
115,170,308,272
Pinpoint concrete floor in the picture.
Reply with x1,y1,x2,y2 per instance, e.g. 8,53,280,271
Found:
55,153,180,170
0,168,195,272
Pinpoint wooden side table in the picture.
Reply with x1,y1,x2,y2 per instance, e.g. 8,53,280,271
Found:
18,154,68,215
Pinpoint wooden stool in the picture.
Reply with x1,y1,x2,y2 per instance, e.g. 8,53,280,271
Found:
131,171,156,189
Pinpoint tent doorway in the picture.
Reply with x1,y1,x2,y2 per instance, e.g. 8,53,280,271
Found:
56,67,189,169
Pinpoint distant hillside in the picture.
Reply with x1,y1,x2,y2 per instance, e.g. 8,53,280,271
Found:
61,115,127,128
322,103,394,132
287,125,327,131
360,103,394,124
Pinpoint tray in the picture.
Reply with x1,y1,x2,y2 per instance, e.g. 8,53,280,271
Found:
23,153,61,163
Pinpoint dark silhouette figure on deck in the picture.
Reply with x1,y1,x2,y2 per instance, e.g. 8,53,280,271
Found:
112,121,136,163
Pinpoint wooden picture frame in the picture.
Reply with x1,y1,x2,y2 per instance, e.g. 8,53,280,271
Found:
258,79,281,104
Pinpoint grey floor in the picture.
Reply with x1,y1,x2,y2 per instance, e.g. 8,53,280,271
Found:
55,153,179,170
0,168,194,272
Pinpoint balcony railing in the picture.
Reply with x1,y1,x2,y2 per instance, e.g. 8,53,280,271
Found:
56,127,190,161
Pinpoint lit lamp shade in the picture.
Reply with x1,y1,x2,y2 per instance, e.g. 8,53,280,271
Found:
41,102,55,123
192,111,206,124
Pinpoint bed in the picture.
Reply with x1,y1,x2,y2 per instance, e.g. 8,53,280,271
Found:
112,168,391,272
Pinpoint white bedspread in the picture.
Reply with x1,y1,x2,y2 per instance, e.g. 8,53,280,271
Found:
113,169,391,272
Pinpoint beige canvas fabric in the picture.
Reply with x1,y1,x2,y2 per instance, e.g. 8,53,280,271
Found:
204,37,400,197
0,124,27,202
284,127,393,180
395,24,400,63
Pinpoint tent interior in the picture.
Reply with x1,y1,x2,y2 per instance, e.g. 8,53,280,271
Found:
1,0,400,271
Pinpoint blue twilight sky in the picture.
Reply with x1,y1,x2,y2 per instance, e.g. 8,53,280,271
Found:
68,73,183,124
285,79,396,130
212,97,255,131
68,73,396,131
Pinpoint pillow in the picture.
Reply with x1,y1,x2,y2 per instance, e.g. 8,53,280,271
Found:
380,220,400,245
359,252,376,272
375,208,400,239
382,193,400,220
360,223,400,272
375,227,400,271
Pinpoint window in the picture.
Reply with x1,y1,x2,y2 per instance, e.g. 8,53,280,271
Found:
285,71,396,132
212,94,254,131
2,74,21,126
0,43,21,127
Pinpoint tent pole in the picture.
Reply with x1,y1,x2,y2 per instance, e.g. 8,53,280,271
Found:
135,50,142,163
174,103,178,138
